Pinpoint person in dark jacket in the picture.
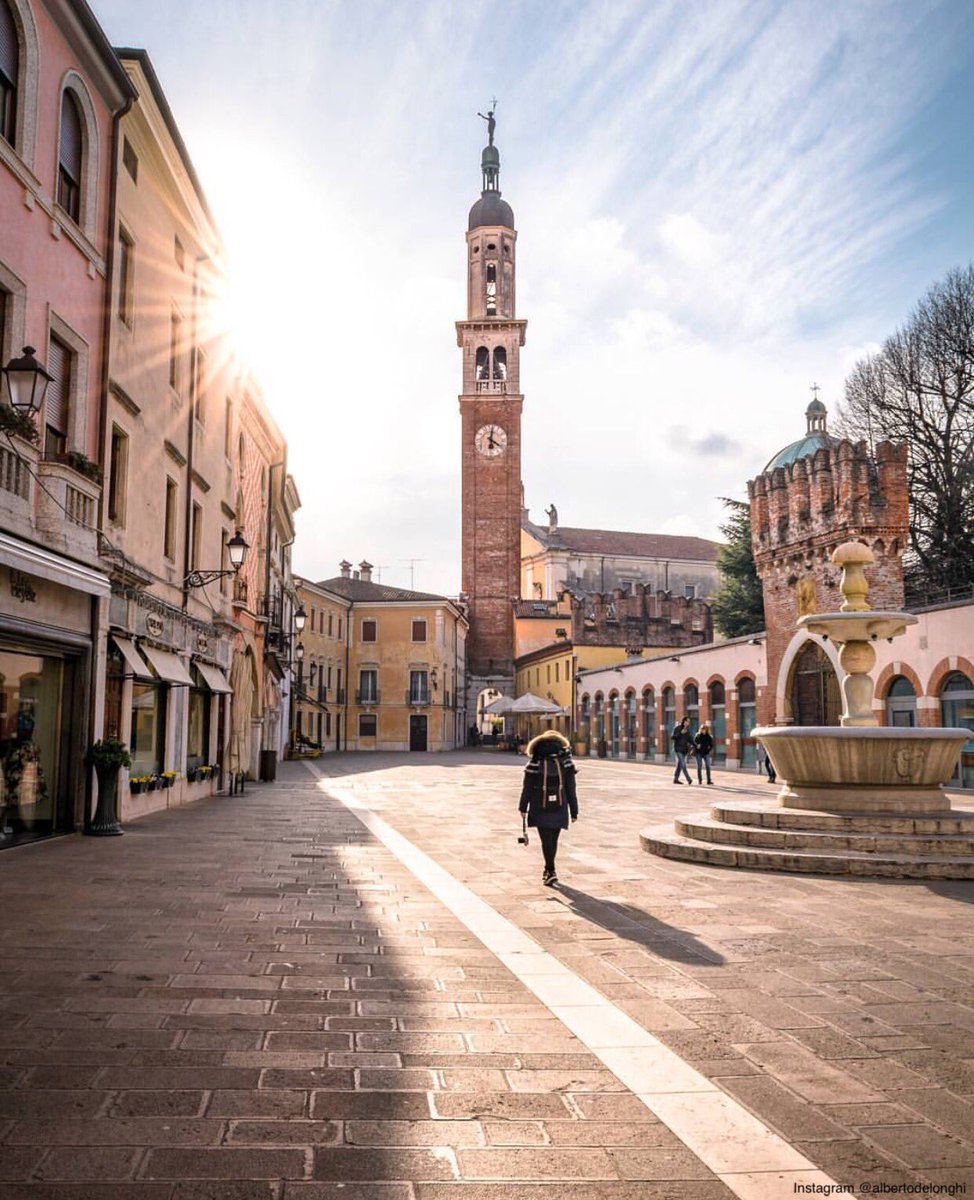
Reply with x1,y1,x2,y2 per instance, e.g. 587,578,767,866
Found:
518,730,578,886
693,722,715,785
672,718,693,784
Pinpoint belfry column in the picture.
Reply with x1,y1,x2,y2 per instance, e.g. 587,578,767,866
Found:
457,115,527,721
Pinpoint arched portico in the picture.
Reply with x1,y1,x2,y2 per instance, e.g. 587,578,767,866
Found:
775,631,841,725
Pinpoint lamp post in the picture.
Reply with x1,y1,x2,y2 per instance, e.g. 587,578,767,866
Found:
2,346,52,417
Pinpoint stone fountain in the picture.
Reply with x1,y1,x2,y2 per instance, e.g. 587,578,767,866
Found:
642,543,974,878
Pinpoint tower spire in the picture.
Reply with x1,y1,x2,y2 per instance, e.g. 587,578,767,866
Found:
477,104,500,193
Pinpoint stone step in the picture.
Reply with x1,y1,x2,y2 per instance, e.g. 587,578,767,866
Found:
709,802,974,836
640,823,974,879
677,813,974,857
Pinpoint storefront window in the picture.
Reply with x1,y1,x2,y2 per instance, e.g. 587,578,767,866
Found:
642,689,655,759
0,649,70,845
187,668,211,769
710,680,726,763
684,684,700,734
738,677,757,765
941,672,974,788
131,681,166,776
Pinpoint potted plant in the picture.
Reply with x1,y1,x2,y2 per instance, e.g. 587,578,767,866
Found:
0,402,39,445
62,449,102,483
85,738,131,836
160,771,178,789
129,775,149,794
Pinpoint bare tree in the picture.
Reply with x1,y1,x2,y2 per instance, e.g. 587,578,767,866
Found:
838,265,974,591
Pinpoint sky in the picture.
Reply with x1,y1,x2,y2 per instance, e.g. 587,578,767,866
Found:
93,0,974,596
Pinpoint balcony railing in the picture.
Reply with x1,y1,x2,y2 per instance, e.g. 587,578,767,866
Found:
474,378,508,394
406,690,431,706
356,690,380,706
0,437,35,543
335,688,345,704
36,457,99,561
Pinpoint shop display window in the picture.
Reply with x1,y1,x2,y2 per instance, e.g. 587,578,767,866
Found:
0,649,71,844
130,681,166,776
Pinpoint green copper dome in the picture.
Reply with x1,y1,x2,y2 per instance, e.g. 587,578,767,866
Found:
764,398,836,472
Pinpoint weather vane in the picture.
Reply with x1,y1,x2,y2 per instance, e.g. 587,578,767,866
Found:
477,98,497,146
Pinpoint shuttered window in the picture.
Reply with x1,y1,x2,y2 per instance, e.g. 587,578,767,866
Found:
45,336,71,455
57,91,83,221
0,0,17,146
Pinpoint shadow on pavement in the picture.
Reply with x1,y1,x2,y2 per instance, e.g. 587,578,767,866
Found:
553,882,725,966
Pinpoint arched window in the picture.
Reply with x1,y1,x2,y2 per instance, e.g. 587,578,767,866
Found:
625,692,637,759
738,677,757,765
475,346,489,381
642,688,655,759
593,693,604,744
684,683,700,734
662,686,676,759
57,90,83,222
709,680,726,762
885,675,916,728
941,672,974,788
580,694,590,725
0,0,18,146
492,346,507,381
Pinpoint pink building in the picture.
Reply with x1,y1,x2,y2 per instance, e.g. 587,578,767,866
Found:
0,0,134,845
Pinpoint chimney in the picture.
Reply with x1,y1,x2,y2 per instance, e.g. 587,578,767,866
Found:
359,560,373,583
339,560,352,578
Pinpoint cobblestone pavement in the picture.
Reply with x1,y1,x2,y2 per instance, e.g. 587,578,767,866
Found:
0,751,971,1200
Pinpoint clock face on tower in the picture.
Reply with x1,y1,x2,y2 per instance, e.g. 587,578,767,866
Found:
475,424,507,457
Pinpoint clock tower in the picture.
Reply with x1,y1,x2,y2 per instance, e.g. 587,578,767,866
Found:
458,116,526,717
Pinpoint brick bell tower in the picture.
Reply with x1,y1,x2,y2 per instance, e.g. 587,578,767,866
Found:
747,399,909,725
458,111,527,716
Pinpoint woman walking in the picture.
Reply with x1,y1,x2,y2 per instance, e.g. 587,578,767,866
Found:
518,730,578,886
672,717,694,785
693,722,715,785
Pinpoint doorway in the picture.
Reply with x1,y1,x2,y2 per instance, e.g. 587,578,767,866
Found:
790,641,840,726
409,715,428,752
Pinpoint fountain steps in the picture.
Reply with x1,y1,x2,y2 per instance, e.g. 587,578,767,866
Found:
641,805,974,879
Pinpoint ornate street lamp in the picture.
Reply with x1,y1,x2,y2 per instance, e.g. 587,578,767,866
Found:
2,346,52,416
185,530,249,589
295,605,307,633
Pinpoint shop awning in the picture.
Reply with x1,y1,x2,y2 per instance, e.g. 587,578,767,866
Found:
194,659,232,694
111,635,152,679
141,644,193,686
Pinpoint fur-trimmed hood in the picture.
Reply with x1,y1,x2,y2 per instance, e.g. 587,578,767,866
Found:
526,730,572,757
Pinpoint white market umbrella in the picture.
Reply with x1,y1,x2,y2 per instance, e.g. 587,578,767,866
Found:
483,695,516,715
509,693,565,715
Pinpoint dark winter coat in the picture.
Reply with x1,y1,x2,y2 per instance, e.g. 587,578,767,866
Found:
693,731,715,756
519,731,579,830
672,724,694,754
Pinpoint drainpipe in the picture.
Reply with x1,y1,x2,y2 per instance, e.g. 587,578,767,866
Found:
88,90,134,829
182,252,210,610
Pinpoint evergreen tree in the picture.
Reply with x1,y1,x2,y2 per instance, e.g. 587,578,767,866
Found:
711,498,764,638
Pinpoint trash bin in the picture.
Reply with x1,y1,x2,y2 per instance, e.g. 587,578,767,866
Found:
259,750,277,782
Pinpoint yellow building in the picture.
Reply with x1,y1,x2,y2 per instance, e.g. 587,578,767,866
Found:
295,562,468,752
513,639,634,742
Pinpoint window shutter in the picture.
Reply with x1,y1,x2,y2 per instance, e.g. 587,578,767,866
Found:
0,2,17,84
59,92,82,181
45,337,70,437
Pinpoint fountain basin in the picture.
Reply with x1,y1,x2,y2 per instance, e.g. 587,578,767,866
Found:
798,610,917,643
755,726,969,813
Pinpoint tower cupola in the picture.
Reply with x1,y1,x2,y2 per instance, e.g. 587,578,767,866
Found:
468,107,514,231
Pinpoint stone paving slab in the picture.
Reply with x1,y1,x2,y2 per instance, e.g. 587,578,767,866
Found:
1,752,972,1198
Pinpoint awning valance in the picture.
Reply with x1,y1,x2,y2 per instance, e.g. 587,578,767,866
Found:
194,659,232,694
111,635,152,679
141,644,193,686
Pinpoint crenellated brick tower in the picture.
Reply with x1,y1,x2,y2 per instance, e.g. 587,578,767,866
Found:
747,400,909,723
458,116,527,716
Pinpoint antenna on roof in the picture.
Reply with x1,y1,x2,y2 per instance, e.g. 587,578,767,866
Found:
400,559,425,589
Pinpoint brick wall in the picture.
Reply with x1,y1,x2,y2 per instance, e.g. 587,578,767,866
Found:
748,438,909,722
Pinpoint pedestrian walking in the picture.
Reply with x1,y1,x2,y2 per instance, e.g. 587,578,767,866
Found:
672,717,693,784
756,740,777,783
693,722,715,785
518,730,578,887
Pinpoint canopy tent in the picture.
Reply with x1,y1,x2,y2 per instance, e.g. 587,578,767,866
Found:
509,693,566,715
482,694,516,715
